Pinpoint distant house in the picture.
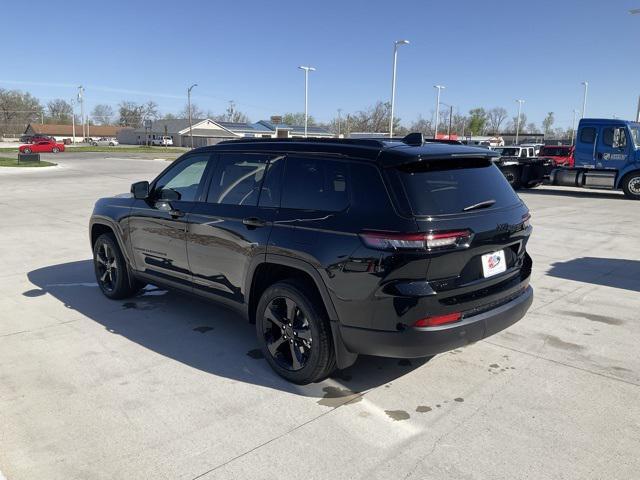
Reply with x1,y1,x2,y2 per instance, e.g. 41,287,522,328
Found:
117,117,334,146
24,123,127,142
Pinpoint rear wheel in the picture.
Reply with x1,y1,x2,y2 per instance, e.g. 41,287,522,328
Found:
93,233,143,299
256,281,335,384
52,147,59,153
23,148,31,154
621,173,640,200
501,166,522,189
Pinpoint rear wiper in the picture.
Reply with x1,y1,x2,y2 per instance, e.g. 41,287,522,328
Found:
462,199,496,211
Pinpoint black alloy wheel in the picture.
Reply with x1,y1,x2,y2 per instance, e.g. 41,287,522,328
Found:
93,233,144,299
95,240,118,294
262,296,313,371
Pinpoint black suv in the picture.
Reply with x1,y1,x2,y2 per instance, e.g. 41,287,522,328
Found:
89,134,533,384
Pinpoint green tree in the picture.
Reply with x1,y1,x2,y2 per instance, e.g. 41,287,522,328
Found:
282,112,316,126
468,108,487,135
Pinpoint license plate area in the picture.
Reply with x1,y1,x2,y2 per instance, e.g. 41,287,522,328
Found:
481,250,507,278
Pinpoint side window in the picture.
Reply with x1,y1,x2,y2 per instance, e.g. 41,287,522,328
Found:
580,127,596,144
206,153,272,206
613,128,627,149
281,156,349,212
350,163,394,215
520,149,527,158
258,156,284,208
154,153,210,202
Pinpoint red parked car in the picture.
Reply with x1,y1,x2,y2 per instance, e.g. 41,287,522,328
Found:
538,145,574,167
19,140,65,154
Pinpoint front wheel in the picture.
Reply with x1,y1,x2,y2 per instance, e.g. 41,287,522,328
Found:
621,173,640,200
23,148,31,154
52,147,59,153
501,166,522,190
93,233,143,299
256,281,335,384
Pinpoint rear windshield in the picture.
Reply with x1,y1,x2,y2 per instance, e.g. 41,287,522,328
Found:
392,158,521,216
500,148,519,156
539,147,570,156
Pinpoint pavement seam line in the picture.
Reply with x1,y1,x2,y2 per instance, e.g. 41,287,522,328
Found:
485,340,640,387
190,390,369,479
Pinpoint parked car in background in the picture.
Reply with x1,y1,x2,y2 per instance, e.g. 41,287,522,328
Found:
90,133,534,384
20,135,55,144
91,137,119,147
19,140,65,154
151,136,174,146
538,145,574,167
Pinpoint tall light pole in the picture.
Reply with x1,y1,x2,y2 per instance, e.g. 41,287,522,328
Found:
77,86,85,141
581,81,589,119
389,39,410,138
433,85,446,139
71,99,76,144
515,99,525,145
187,83,197,148
571,109,579,145
298,66,316,138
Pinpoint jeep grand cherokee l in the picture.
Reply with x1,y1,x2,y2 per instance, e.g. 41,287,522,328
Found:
89,133,533,384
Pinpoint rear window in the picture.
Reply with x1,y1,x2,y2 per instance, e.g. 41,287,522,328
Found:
392,158,521,216
539,147,570,156
500,148,519,156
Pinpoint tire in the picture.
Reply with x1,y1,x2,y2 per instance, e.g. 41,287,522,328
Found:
109,142,115,146
23,148,31,154
52,147,59,153
92,142,98,146
501,166,522,189
256,281,336,384
621,172,640,200
93,233,144,299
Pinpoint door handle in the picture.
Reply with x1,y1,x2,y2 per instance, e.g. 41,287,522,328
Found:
170,209,185,218
243,217,266,228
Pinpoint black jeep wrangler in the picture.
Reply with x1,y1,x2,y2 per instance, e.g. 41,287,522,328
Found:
89,134,533,384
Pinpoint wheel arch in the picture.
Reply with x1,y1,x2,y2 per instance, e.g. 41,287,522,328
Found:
247,255,357,370
615,167,640,189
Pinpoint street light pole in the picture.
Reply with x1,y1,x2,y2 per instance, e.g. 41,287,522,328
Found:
515,99,525,145
581,81,589,119
77,86,85,141
571,109,579,145
389,40,410,138
433,85,445,138
71,99,76,144
298,66,316,138
188,83,197,148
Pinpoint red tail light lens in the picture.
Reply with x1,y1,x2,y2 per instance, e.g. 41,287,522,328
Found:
360,230,472,251
414,312,462,327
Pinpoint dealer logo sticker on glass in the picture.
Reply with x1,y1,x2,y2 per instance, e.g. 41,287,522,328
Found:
482,250,506,278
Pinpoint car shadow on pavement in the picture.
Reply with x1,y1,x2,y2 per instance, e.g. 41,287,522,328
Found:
547,257,640,292
26,260,431,399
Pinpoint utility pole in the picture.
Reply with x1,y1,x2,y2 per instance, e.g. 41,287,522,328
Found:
636,95,640,122
188,83,197,148
71,99,76,144
337,108,342,137
389,39,410,137
298,66,316,138
77,86,85,141
515,99,525,145
581,81,589,118
433,85,445,139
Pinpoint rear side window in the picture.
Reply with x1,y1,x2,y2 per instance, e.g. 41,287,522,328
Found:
206,153,272,206
392,158,521,216
580,127,596,144
281,156,349,212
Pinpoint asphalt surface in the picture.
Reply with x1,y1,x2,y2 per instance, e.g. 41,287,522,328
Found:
1,153,639,480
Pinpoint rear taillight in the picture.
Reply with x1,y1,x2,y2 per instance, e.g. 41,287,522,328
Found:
522,213,531,229
414,312,462,328
360,230,472,251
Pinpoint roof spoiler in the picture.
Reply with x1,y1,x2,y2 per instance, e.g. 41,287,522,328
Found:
402,132,424,146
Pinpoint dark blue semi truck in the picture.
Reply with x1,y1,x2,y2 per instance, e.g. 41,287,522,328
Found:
549,118,640,199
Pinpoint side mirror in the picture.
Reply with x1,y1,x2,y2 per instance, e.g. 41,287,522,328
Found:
131,181,150,199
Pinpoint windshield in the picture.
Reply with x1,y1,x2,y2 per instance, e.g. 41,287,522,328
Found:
632,127,640,147
393,158,521,216
500,148,519,156
539,147,570,156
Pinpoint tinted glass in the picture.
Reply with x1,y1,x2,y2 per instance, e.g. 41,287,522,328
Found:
207,153,271,206
603,127,627,148
539,147,570,156
631,127,640,147
258,156,285,208
281,156,349,212
580,127,596,144
154,154,209,202
501,148,519,156
393,158,521,216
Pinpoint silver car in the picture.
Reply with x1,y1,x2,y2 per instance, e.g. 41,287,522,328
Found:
91,137,119,147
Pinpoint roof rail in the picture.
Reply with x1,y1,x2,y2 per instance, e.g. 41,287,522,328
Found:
218,137,386,148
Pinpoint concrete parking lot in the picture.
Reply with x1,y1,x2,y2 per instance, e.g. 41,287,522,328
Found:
1,153,639,480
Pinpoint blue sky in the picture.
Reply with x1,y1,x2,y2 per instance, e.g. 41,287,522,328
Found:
2,0,639,128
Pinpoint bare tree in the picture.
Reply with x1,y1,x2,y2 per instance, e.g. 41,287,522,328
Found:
180,103,204,120
348,101,400,134
91,104,114,125
282,112,315,126
486,107,508,135
215,101,250,123
46,99,73,124
542,112,555,135
0,88,43,135
409,116,433,136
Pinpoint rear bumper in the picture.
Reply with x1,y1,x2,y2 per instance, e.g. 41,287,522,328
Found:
339,285,533,358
